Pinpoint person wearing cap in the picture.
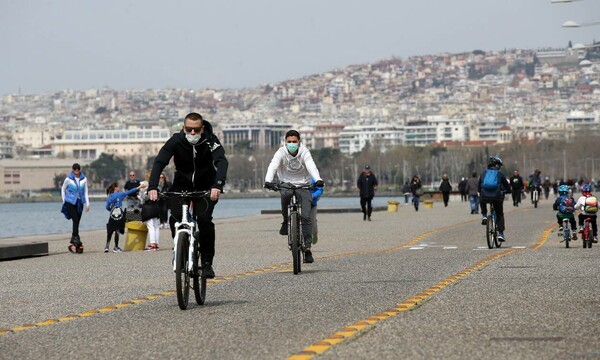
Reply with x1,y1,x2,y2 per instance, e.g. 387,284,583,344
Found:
61,163,90,248
357,165,378,221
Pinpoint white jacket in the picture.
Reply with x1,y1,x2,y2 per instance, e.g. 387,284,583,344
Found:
265,143,322,186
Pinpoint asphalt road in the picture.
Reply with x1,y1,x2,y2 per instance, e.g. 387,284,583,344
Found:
1,198,599,360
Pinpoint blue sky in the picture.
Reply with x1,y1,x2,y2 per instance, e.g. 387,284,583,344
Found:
1,0,599,95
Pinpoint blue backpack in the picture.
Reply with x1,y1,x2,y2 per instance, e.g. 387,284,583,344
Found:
482,169,500,191
558,196,575,214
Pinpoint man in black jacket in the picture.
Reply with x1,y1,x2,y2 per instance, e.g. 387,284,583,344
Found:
357,165,378,221
148,112,228,279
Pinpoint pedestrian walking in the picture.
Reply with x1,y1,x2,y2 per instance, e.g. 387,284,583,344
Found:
357,165,378,221
458,177,468,202
467,172,479,214
410,175,423,212
402,181,411,205
61,163,90,251
439,173,452,207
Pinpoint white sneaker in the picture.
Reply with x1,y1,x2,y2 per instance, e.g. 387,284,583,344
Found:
113,247,123,253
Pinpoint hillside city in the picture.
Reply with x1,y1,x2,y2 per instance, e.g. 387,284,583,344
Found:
0,45,599,194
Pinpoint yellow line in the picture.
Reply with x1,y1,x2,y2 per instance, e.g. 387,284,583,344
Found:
287,221,553,359
0,218,479,337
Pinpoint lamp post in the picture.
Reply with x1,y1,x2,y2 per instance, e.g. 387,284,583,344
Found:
562,20,600,28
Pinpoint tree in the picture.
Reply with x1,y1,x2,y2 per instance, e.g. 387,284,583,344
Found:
53,173,67,189
87,153,127,189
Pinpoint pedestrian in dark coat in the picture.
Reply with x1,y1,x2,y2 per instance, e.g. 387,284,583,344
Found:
357,165,378,221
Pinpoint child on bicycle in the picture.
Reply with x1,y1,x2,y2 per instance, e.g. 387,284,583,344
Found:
105,181,146,253
553,184,577,240
264,129,324,264
479,156,511,242
575,183,598,243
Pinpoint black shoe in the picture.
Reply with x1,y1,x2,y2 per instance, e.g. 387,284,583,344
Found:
304,250,314,263
363,213,366,221
279,223,288,236
368,216,371,221
201,262,215,279
481,217,487,226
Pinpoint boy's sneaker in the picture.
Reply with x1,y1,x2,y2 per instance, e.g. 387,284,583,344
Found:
497,232,505,242
104,246,109,253
579,226,584,233
481,216,487,225
558,226,564,232
593,236,598,243
571,231,577,240
113,247,123,253
304,249,314,263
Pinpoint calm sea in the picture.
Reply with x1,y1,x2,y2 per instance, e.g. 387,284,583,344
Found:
0,196,401,239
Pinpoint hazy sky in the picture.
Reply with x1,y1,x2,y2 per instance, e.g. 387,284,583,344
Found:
2,0,599,95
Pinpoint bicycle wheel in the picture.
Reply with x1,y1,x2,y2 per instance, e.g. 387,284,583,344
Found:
565,231,570,249
290,212,301,274
493,215,501,248
533,190,538,208
192,237,206,305
584,226,592,249
486,213,494,249
175,233,190,310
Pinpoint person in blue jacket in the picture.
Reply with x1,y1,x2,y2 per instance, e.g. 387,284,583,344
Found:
479,156,512,242
310,178,323,244
105,181,146,253
61,163,90,248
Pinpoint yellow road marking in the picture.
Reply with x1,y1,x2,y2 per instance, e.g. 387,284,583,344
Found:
287,222,556,359
0,217,507,337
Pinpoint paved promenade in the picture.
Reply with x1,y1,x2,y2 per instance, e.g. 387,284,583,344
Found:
1,199,599,359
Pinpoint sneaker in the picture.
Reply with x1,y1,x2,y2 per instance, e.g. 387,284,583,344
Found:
368,216,371,221
363,213,367,221
113,247,123,253
144,243,157,251
593,237,598,243
497,232,505,242
481,216,487,225
558,226,564,232
201,262,215,279
312,234,318,245
571,232,577,240
279,222,288,236
304,249,314,263
579,226,584,233
104,246,109,253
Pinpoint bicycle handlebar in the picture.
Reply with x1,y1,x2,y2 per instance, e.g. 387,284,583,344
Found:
159,190,212,199
269,182,315,192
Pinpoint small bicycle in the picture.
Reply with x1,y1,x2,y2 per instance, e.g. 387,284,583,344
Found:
161,190,211,310
270,182,314,275
559,218,572,249
582,217,593,249
485,203,501,249
532,185,540,208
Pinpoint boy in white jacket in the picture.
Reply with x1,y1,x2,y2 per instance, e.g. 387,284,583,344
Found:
264,130,324,263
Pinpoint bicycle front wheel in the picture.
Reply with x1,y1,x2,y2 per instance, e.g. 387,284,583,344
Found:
290,212,301,274
193,238,206,305
175,233,190,310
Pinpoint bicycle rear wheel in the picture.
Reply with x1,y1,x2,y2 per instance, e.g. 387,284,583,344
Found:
492,214,501,248
192,238,206,305
584,226,592,249
486,214,494,249
175,233,190,310
290,212,301,274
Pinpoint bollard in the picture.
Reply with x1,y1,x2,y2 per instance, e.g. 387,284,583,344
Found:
387,200,400,212
423,200,434,209
125,221,148,251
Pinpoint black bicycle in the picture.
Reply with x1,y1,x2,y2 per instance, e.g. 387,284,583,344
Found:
485,203,501,249
160,190,211,310
270,183,314,275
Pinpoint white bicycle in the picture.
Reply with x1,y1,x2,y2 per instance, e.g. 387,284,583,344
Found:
161,190,211,310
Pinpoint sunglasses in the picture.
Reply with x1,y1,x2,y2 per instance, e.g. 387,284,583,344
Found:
73,168,81,171
184,126,203,133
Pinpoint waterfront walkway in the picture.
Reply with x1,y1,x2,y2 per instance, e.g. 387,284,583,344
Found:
1,200,598,359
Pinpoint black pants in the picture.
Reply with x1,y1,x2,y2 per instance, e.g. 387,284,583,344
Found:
65,202,83,238
480,198,506,233
168,195,217,265
578,214,598,237
441,192,450,206
360,196,374,217
511,191,521,206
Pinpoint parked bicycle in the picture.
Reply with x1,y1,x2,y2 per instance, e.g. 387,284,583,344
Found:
485,203,501,249
160,190,211,310
582,217,593,249
270,182,314,275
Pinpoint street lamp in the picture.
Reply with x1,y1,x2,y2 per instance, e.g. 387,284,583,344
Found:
551,0,582,3
563,20,600,27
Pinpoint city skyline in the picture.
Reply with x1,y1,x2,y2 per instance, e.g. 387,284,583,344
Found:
2,0,599,96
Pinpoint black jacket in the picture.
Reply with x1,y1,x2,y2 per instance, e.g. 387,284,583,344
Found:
148,120,228,192
357,172,378,198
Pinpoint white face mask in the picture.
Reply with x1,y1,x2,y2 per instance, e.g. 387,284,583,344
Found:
186,133,201,144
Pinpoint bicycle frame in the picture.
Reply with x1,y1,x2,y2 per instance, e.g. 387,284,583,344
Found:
583,217,593,249
173,203,196,273
562,218,571,248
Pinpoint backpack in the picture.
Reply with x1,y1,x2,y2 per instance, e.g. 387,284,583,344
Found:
584,196,598,213
558,196,575,214
482,169,500,191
